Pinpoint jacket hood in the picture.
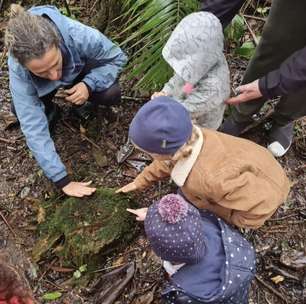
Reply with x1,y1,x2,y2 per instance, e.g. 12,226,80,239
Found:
162,12,224,85
163,210,256,302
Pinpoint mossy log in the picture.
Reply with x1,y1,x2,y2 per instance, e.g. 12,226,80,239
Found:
32,188,137,267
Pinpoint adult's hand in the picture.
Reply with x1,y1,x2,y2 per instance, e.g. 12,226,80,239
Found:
226,80,262,105
126,208,148,221
115,182,138,193
65,82,89,105
62,181,96,197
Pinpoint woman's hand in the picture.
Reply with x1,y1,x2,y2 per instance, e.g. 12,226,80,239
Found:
65,82,89,105
126,208,148,221
226,80,262,105
62,181,96,197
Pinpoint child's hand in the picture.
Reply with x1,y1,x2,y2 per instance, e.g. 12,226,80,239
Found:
62,181,96,197
116,182,138,193
126,208,148,221
151,91,167,100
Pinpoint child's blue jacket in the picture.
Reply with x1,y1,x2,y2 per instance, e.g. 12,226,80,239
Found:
8,5,127,183
162,210,256,303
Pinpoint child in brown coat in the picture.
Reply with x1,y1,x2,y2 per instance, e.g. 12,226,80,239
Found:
117,96,290,229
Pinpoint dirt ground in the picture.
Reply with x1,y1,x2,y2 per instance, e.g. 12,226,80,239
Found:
0,3,306,304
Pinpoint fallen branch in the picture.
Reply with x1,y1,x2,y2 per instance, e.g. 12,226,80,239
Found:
255,275,288,303
0,137,15,145
266,264,300,282
243,14,266,22
0,47,7,71
268,213,299,222
240,14,259,46
62,120,102,150
0,210,17,238
121,95,148,101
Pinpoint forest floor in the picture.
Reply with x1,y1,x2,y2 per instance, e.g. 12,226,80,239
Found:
0,1,305,304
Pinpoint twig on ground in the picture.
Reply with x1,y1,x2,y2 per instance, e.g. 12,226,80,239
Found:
62,120,102,150
268,213,299,222
240,14,259,46
0,0,4,12
0,48,7,71
89,0,99,15
243,14,266,22
121,95,148,101
33,258,58,292
266,264,300,282
0,137,16,144
255,275,288,303
92,262,127,273
0,210,17,238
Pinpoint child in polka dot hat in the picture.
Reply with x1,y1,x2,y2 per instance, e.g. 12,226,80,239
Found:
127,194,256,304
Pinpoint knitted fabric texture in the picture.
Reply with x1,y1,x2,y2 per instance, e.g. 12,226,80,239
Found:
145,194,205,264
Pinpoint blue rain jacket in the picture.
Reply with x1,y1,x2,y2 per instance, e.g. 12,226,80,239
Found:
162,210,256,304
8,5,127,183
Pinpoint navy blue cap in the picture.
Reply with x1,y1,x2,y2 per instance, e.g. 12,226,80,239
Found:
129,96,193,154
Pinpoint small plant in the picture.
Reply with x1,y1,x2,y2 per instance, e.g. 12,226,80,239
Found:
225,14,256,59
117,0,198,90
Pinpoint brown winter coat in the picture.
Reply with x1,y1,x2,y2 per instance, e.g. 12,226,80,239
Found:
134,127,290,229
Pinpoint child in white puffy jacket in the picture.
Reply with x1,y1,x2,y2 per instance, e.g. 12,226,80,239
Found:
152,11,230,130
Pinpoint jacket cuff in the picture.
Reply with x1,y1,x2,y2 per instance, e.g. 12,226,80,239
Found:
82,80,93,97
258,77,270,99
258,70,282,100
54,175,71,189
82,77,96,94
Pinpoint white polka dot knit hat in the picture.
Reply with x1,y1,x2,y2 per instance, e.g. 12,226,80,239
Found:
144,194,205,264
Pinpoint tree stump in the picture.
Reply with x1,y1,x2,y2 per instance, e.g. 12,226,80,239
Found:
32,188,138,267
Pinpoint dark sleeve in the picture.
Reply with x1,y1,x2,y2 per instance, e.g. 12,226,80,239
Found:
200,0,246,28
259,46,306,99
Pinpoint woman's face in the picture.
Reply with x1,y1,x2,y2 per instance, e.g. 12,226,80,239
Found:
25,45,63,81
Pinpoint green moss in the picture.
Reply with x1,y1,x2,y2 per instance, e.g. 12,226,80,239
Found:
32,188,137,266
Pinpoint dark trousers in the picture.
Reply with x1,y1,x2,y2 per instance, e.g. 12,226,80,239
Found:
231,0,306,126
42,80,121,112
12,79,121,118
200,0,245,28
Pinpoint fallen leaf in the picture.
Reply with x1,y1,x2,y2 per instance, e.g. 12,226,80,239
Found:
37,206,46,224
42,291,62,301
112,256,125,267
271,275,284,284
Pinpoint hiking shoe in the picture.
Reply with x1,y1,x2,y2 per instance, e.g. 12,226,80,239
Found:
267,122,294,157
117,138,135,164
219,117,251,136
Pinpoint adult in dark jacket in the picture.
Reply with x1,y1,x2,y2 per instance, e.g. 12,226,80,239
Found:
201,0,306,157
128,194,256,304
5,4,127,197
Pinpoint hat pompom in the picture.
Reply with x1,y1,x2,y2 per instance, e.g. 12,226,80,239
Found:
157,194,188,224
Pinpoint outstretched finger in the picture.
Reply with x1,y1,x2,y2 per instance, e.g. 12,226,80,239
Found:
115,187,123,193
80,181,92,186
126,208,139,215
